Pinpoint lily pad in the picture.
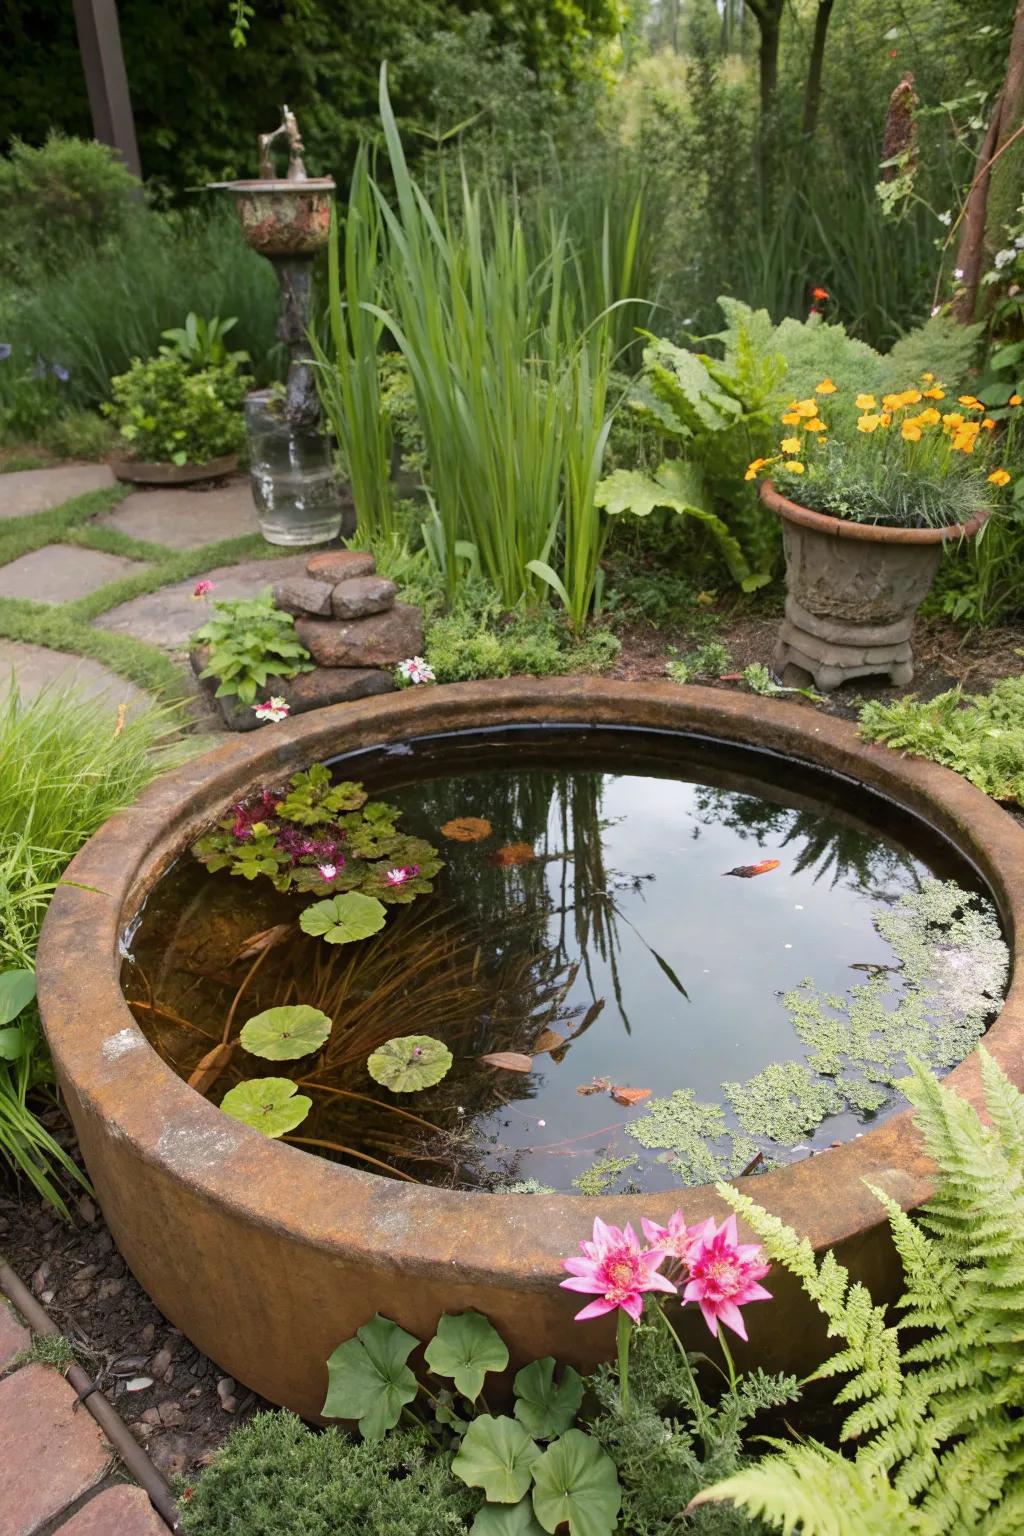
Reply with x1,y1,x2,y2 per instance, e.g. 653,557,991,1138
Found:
531,1430,621,1536
367,1034,453,1093
299,891,387,946
452,1415,542,1503
513,1358,583,1440
322,1313,419,1440
441,816,493,842
240,1005,333,1061
424,1310,509,1401
220,1078,311,1138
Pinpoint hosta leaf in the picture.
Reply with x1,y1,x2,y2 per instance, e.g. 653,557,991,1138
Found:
452,1415,542,1503
531,1430,621,1536
471,1499,547,1535
220,1077,311,1138
513,1358,583,1440
239,1005,332,1060
367,1034,453,1093
425,1310,509,1400
0,969,36,1026
322,1314,419,1440
299,891,387,945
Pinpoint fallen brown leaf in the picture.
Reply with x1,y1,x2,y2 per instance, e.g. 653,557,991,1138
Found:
232,922,293,963
576,1076,612,1096
533,1028,566,1055
480,1051,534,1073
722,859,781,879
187,1042,235,1095
611,1086,652,1107
487,841,536,867
441,816,493,842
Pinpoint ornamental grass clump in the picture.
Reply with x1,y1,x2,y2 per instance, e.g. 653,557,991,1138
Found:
747,375,1018,530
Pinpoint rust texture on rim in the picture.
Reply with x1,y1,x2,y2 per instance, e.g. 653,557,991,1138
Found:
35,680,1024,1416
760,478,988,544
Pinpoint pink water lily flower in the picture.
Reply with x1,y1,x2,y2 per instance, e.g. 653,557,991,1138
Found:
641,1211,701,1269
561,1217,677,1323
318,863,337,881
384,864,420,886
682,1215,771,1341
253,696,290,724
192,580,215,598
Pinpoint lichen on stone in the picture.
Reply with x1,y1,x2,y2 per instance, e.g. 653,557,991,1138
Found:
571,1155,639,1196
724,1061,846,1143
626,1089,758,1185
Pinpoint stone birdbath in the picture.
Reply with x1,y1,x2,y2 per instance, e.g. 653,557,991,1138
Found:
210,108,349,546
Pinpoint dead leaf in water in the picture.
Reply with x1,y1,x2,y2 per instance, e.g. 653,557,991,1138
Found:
232,923,292,963
487,842,535,868
441,817,493,842
187,1042,235,1095
576,1076,612,1096
480,1051,534,1073
611,1086,651,1107
533,1028,566,1055
722,859,781,879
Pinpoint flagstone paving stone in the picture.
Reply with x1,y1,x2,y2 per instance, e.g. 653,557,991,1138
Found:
99,482,259,550
0,465,116,520
0,641,151,713
54,1485,169,1535
0,1303,29,1372
0,1364,111,1536
0,546,145,604
92,554,310,651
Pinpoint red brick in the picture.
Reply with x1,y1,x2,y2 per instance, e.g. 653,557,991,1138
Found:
0,1364,109,1536
0,1305,28,1373
55,1485,169,1535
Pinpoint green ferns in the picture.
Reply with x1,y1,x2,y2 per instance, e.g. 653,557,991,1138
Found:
859,674,1024,805
694,1051,1024,1535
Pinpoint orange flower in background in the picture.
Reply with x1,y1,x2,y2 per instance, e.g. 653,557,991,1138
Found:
918,408,941,426
857,414,881,433
812,286,829,301
989,468,1011,486
880,412,893,426
958,395,983,411
815,378,838,394
744,457,769,481
983,418,996,431
882,393,903,411
942,412,965,429
856,393,877,410
902,421,923,442
922,387,945,400
900,389,923,406
786,462,806,473
781,411,803,427
780,437,801,454
794,398,819,417
1010,394,1022,407
803,417,826,433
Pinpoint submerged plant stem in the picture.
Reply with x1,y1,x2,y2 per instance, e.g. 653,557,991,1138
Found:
283,1135,420,1182
294,1079,443,1135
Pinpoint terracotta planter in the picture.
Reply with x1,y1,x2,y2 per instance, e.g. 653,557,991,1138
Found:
760,480,987,690
110,453,239,487
35,680,1024,1418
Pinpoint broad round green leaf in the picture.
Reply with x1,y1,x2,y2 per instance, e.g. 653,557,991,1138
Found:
531,1430,621,1536
367,1034,453,1093
514,1357,583,1440
471,1499,547,1535
299,891,387,945
452,1415,541,1504
0,1027,28,1062
239,1005,332,1060
0,969,36,1026
220,1077,311,1138
322,1313,419,1440
425,1310,510,1401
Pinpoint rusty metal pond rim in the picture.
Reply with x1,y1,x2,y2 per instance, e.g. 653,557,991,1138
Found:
36,679,1024,1296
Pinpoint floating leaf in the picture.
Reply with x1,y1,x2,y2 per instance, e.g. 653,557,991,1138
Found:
368,1034,453,1092
299,891,387,945
514,1358,583,1441
240,1005,332,1060
425,1311,509,1401
481,1052,534,1074
610,1086,651,1107
187,1041,235,1094
0,969,36,1026
220,1078,311,1137
576,1077,611,1096
531,1430,621,1536
488,842,536,868
723,859,781,879
471,1499,547,1535
453,1415,542,1503
533,1029,566,1056
322,1314,419,1440
442,817,493,842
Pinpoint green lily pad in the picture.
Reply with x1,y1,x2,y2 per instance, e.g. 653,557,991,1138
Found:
367,1034,453,1093
299,891,387,945
239,1005,333,1061
471,1499,547,1535
220,1078,311,1138
531,1430,621,1536
0,969,36,1026
452,1415,542,1503
322,1314,419,1440
513,1358,583,1440
425,1310,509,1401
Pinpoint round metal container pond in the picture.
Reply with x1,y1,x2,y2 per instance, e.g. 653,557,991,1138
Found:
36,681,1024,1418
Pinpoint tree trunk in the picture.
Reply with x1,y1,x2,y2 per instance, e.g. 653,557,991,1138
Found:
743,0,784,114
953,0,1024,323
802,0,836,139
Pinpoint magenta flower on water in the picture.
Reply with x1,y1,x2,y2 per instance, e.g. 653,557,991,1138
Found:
192,580,214,598
253,696,290,724
682,1215,771,1341
641,1211,700,1268
561,1217,676,1323
384,864,420,887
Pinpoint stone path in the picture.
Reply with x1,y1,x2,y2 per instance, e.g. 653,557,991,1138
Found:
94,554,309,652
99,483,258,550
0,547,144,604
0,1302,169,1535
0,640,151,712
0,465,115,520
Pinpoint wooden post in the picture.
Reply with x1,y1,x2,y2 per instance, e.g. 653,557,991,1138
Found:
72,0,142,180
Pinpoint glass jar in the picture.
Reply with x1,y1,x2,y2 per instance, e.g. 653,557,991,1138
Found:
244,389,350,546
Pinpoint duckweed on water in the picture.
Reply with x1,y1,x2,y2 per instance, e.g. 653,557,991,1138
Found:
571,1155,640,1196
724,1064,846,1145
625,1091,758,1185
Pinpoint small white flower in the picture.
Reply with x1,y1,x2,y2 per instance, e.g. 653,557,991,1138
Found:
931,305,941,317
995,247,1015,270
318,863,337,880
396,656,436,686
938,210,952,227
953,267,964,280
1015,235,1024,250
253,695,290,724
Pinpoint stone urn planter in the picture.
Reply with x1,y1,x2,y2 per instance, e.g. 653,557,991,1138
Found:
760,480,987,691
110,452,239,487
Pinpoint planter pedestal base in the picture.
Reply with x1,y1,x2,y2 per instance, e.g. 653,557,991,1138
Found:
773,595,918,691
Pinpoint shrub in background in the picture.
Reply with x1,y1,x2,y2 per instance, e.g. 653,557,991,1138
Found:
104,353,248,466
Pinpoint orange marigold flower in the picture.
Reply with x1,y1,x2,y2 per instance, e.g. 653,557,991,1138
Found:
942,412,965,429
857,414,881,434
744,458,769,481
921,372,935,382
989,468,1012,487
902,422,923,442
815,378,838,394
922,387,945,400
856,394,877,410
1010,394,1022,407
958,395,983,411
918,408,941,426
780,411,803,427
794,399,819,417
812,287,829,301
900,389,923,406
882,393,903,411
780,437,801,454
786,462,806,474
983,418,996,431
803,417,826,433
880,412,892,427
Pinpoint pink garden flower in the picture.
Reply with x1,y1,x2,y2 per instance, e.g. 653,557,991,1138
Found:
396,657,436,686
192,580,214,598
253,696,290,724
641,1211,701,1269
384,864,420,887
682,1215,771,1341
561,1217,676,1323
